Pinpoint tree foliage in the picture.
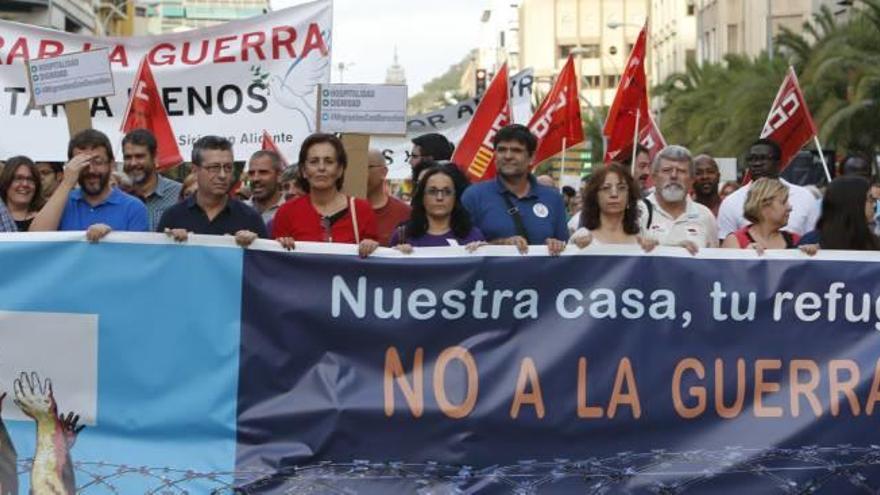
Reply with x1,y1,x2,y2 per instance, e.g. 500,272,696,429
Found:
656,0,880,158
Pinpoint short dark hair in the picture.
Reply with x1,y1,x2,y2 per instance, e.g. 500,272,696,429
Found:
121,128,157,158
192,136,233,166
411,133,453,161
493,124,537,155
68,129,114,162
249,150,284,172
0,155,42,213
561,185,576,198
296,133,347,192
750,138,782,162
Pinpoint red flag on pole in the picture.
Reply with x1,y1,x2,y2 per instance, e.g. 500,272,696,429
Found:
261,130,289,166
759,66,818,171
528,55,584,167
452,64,511,182
603,21,649,164
120,58,183,170
638,111,666,163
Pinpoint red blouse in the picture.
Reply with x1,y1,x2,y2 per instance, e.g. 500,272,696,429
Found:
272,194,378,243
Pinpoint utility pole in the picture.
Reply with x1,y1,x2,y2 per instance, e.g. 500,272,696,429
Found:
766,0,773,60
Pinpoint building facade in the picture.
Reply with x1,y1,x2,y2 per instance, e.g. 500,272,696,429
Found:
0,0,96,34
518,0,650,107
696,0,853,64
650,0,697,84
147,0,269,33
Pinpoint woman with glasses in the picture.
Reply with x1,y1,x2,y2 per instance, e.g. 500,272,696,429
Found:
570,163,657,251
273,133,379,257
721,177,799,253
390,163,483,252
0,156,42,231
798,176,880,254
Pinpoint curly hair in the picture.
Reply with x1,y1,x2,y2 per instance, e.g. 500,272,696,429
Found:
579,163,640,235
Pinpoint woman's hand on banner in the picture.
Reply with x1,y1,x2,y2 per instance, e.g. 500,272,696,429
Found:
277,237,296,251
394,243,413,254
545,238,566,256
358,239,379,258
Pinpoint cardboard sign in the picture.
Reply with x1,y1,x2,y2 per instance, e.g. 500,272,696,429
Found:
317,84,407,135
26,48,115,107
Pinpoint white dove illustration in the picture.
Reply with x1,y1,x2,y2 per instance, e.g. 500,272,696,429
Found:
268,30,332,132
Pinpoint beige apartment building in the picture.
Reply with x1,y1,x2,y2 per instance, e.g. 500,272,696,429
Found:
0,0,96,33
697,0,854,64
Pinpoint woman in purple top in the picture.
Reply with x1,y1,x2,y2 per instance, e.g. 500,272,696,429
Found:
390,163,485,251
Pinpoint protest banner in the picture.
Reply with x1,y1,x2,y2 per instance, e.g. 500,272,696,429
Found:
2,234,880,492
0,0,331,162
372,69,534,180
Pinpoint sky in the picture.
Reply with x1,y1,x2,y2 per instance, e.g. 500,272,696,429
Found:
271,0,485,94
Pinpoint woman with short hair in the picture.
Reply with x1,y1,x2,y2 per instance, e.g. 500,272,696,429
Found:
722,177,799,252
272,133,379,257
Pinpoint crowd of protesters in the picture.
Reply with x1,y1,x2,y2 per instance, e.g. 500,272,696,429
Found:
1,125,878,258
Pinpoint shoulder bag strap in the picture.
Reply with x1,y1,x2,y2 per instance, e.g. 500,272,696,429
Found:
349,196,360,244
500,193,529,240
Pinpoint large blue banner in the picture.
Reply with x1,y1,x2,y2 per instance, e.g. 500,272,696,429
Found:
2,234,880,493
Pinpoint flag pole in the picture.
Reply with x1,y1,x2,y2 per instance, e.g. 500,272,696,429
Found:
813,135,832,183
559,137,567,189
630,108,641,177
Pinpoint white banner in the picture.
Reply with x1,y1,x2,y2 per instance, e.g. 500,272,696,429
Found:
374,69,534,180
0,0,331,162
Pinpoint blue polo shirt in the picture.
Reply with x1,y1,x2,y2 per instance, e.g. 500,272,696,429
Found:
59,187,149,232
462,175,569,244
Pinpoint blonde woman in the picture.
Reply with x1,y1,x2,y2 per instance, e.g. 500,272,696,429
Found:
722,177,800,253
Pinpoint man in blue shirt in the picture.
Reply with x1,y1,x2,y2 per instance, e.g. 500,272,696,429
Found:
30,129,149,240
461,124,568,255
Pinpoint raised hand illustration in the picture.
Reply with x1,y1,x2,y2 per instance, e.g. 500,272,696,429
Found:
13,372,75,495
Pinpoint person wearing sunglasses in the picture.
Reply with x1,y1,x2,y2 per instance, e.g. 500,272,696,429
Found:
716,138,819,243
391,163,484,252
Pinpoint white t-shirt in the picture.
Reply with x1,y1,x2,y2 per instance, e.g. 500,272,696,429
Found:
716,178,820,240
639,194,719,248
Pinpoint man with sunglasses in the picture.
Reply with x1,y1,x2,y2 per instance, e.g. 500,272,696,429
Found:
716,138,819,242
30,129,149,241
158,136,267,247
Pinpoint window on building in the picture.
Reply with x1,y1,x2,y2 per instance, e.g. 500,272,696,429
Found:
686,2,695,16
559,44,600,59
583,75,601,87
727,24,739,53
605,75,621,88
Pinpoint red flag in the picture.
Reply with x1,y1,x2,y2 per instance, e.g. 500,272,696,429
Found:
452,64,511,182
759,66,817,171
603,21,649,164
638,111,666,163
120,58,183,170
261,130,289,166
528,55,584,167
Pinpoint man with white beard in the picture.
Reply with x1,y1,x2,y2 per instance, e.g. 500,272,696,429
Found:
123,129,182,231
639,145,718,254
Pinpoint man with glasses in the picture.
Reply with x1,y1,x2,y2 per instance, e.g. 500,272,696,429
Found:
409,133,453,184
716,138,819,242
367,149,410,246
30,129,149,240
158,136,267,247
461,124,568,255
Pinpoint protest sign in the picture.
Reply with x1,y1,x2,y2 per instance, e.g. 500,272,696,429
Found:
0,0,331,161
3,234,880,493
316,83,407,135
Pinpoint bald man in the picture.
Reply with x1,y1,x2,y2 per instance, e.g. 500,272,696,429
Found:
367,149,411,246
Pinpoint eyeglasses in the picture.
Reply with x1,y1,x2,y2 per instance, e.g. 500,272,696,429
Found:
425,187,454,198
12,175,36,185
202,164,234,175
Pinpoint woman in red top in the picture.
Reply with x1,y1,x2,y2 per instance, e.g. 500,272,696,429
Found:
721,177,800,253
273,133,379,257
